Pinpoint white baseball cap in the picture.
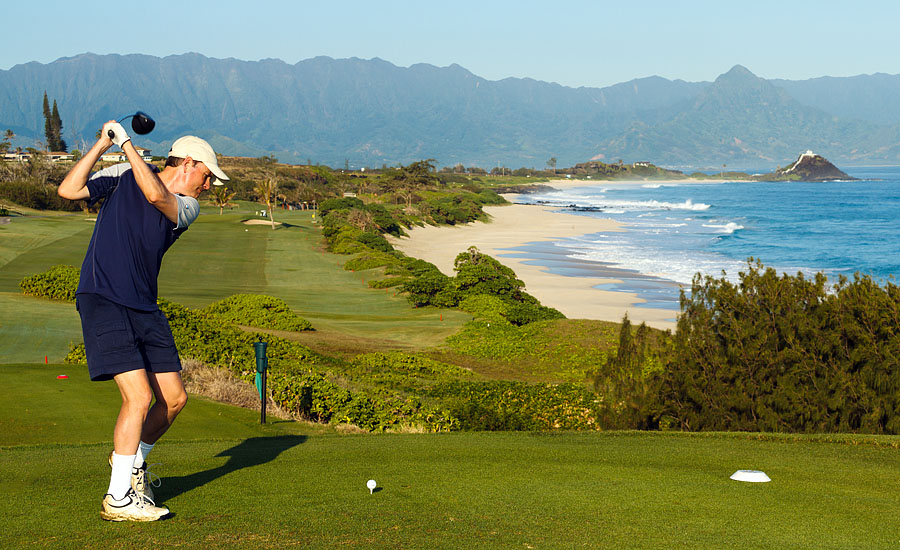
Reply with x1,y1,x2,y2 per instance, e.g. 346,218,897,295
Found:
168,136,229,185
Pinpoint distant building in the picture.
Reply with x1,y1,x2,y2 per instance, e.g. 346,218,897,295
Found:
48,152,74,162
2,152,30,162
633,161,651,168
100,146,152,163
100,152,126,162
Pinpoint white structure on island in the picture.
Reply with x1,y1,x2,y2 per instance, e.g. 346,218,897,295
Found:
781,150,816,174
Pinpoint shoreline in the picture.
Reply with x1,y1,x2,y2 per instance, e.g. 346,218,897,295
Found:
506,177,731,194
387,200,679,330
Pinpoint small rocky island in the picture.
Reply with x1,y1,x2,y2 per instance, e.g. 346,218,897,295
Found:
757,151,857,182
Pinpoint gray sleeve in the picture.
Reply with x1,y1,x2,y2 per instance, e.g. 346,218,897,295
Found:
174,195,200,229
89,163,132,181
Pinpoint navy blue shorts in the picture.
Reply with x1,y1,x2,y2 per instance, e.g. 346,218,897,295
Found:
76,293,182,381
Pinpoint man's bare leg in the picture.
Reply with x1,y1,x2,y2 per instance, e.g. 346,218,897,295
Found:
112,369,154,455
141,371,188,445
101,369,168,522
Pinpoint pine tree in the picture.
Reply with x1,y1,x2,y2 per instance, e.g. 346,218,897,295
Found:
42,92,53,150
51,100,66,152
41,92,66,152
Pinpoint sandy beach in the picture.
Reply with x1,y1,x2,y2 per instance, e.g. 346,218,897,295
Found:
388,180,685,330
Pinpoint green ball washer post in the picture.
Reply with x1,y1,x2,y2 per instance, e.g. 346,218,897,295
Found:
254,341,268,424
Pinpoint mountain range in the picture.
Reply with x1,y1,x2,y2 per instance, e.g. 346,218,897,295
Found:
2,53,900,170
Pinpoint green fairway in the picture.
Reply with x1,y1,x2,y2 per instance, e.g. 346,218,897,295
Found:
0,203,468,363
3,365,900,549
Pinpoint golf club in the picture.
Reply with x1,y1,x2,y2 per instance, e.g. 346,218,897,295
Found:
107,111,156,139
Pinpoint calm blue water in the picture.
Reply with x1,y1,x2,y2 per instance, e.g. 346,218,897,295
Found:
516,167,900,309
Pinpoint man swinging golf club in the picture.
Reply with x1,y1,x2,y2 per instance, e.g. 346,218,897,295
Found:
58,120,229,521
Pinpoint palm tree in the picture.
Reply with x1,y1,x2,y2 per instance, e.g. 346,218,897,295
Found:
209,185,236,215
253,172,279,229
0,129,14,154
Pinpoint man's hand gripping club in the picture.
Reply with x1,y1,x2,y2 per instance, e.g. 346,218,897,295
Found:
104,121,131,148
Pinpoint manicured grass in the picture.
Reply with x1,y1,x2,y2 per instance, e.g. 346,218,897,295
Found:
3,365,900,549
0,294,82,363
0,203,468,363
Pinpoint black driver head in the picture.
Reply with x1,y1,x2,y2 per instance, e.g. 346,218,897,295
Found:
130,111,156,135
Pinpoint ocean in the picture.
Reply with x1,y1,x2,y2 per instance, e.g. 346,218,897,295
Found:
512,166,900,311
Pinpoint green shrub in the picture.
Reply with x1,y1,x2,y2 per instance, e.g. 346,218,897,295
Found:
446,319,530,359
664,260,900,434
368,277,406,289
458,294,509,322
343,250,401,272
357,231,394,252
343,351,472,393
0,181,82,212
64,343,87,364
477,189,506,205
319,197,364,216
268,370,458,432
589,315,668,430
504,301,565,326
20,265,79,302
401,270,456,307
331,238,368,255
158,298,321,376
429,380,602,431
200,294,313,332
420,195,482,225
452,247,526,300
363,204,403,236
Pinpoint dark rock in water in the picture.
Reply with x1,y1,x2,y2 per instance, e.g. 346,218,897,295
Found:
758,151,857,182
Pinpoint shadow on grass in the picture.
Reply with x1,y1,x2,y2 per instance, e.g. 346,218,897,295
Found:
159,435,307,501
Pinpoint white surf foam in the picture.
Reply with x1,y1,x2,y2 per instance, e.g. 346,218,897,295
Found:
702,222,744,234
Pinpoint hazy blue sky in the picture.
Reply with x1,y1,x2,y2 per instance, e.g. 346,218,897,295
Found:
5,0,899,88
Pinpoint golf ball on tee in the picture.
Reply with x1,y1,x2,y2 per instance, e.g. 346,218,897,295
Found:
367,479,376,493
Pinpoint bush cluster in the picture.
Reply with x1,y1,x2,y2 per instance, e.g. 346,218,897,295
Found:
268,369,458,432
19,264,79,301
401,247,565,326
0,181,83,211
446,316,625,383
428,380,602,431
344,351,472,393
661,261,900,434
318,192,563,329
200,294,313,332
33,265,453,432
419,194,483,225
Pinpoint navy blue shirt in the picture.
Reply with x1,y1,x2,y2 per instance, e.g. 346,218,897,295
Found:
77,163,197,311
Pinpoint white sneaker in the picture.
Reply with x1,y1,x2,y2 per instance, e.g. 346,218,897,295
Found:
100,488,169,522
108,451,160,502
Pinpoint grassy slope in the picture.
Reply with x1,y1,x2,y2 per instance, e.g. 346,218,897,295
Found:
0,215,91,362
3,364,900,549
0,202,468,363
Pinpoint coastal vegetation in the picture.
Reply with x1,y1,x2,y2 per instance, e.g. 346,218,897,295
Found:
2,149,897,435
13,176,900,434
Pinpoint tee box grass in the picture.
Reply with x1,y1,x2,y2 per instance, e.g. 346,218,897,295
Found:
3,364,900,549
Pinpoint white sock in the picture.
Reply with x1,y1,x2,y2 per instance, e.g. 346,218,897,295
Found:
108,452,136,500
134,441,155,467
